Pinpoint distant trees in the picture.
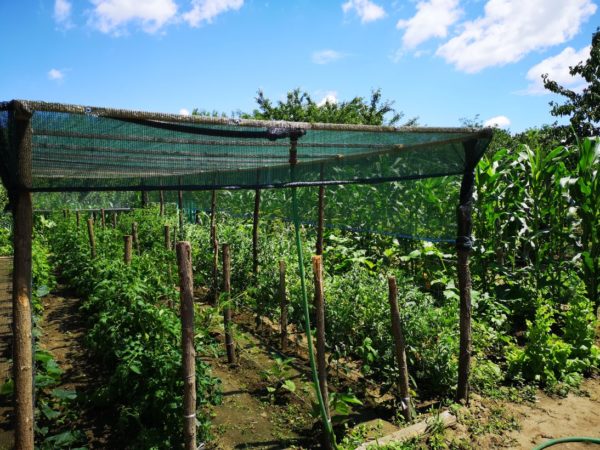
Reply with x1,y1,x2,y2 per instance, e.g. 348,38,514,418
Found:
245,88,417,127
543,28,600,138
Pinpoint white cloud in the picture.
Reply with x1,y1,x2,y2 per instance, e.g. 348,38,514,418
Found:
436,0,597,73
484,115,511,128
312,50,345,65
317,92,338,106
524,45,591,95
54,0,73,27
88,0,179,34
397,0,461,49
48,69,64,81
179,108,191,115
183,0,244,27
342,0,386,23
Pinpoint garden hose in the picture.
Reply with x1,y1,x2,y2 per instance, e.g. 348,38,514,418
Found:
532,437,600,449
291,185,336,449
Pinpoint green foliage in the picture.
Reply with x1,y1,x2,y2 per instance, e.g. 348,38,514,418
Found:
246,88,416,126
543,28,600,138
48,209,221,448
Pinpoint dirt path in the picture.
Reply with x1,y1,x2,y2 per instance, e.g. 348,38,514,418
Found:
508,377,600,449
39,287,108,448
0,257,13,450
205,323,314,449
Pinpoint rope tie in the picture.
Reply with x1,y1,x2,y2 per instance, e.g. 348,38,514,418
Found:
455,235,473,250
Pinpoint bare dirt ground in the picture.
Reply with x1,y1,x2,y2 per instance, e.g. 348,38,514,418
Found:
507,376,600,449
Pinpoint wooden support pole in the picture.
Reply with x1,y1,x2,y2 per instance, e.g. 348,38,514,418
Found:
12,103,34,450
279,260,288,353
222,244,236,364
456,141,477,404
141,191,148,208
252,189,261,277
159,190,165,216
12,191,34,450
164,225,171,251
210,190,219,306
87,218,96,259
178,190,184,240
101,208,106,228
316,185,325,256
176,242,196,450
131,222,140,255
388,276,414,421
312,255,331,423
112,212,117,228
123,235,132,265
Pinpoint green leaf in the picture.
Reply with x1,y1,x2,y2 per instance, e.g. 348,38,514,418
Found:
51,388,77,401
282,380,296,393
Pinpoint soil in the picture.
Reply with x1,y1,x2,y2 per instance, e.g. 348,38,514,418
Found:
507,377,600,449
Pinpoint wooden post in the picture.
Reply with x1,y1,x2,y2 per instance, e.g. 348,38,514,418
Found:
141,191,148,208
101,208,106,228
176,242,196,450
123,235,132,265
159,190,165,216
252,189,261,277
222,244,236,364
178,190,184,240
112,212,117,228
87,218,96,258
312,255,330,422
388,276,414,421
316,185,325,256
76,210,80,228
131,222,140,255
12,102,35,450
456,140,477,404
279,260,288,353
164,225,171,251
210,190,219,306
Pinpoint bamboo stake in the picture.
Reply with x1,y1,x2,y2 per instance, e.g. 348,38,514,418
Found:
164,225,171,250
123,235,132,265
112,212,117,228
312,255,331,425
87,218,96,258
222,244,236,364
101,208,106,228
141,191,148,208
210,190,219,306
159,190,165,216
279,260,288,353
131,222,140,255
252,188,261,276
176,242,196,450
388,276,414,421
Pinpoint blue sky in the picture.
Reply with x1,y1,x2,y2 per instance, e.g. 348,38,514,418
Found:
0,0,597,132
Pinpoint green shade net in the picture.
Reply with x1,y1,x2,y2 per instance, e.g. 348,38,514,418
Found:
1,100,491,241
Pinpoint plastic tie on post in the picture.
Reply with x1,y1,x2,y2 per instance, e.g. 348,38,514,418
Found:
455,236,473,250
401,397,411,411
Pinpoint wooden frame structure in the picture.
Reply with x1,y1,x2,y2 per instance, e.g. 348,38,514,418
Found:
0,99,490,448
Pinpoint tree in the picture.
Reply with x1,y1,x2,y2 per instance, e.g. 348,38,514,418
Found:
244,88,417,126
543,28,600,138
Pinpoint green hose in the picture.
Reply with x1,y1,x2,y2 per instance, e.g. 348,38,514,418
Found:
532,437,600,449
291,186,336,449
